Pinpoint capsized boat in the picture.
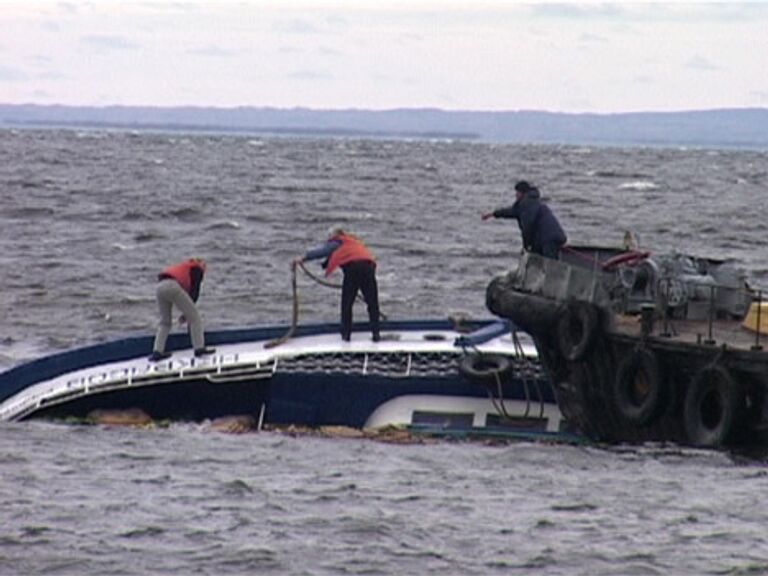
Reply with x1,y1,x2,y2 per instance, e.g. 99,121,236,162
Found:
0,318,570,439
487,245,768,448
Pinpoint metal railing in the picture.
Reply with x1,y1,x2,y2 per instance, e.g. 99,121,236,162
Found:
656,278,763,350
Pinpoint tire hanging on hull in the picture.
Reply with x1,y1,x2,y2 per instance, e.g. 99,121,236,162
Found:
458,353,512,385
683,363,743,447
613,347,663,427
556,301,598,362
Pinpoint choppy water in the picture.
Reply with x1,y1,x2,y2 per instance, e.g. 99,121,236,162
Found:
2,128,768,575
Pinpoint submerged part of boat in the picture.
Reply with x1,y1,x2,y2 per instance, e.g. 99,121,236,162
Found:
0,319,569,439
487,248,768,448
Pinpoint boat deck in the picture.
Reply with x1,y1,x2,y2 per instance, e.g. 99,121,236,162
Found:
612,313,767,352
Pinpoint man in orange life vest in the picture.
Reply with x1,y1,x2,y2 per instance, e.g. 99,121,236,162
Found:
294,227,381,342
149,258,215,362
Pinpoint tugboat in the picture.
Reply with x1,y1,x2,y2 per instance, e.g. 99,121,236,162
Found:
486,243,768,448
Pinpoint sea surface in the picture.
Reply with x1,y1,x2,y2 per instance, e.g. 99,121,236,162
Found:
2,128,768,575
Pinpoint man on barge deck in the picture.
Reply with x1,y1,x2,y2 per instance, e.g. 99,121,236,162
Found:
482,180,567,259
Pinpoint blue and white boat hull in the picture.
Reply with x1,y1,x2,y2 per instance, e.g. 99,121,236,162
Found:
0,319,565,436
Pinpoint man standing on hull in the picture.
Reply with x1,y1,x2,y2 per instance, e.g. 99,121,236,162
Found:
149,257,215,361
294,227,381,342
482,180,567,259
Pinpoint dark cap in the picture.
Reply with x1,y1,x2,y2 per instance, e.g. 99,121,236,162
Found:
514,180,533,194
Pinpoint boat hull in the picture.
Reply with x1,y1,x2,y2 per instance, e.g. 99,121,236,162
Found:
487,275,768,447
0,319,566,436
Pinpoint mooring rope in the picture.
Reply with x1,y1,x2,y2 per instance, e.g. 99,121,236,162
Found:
512,331,545,419
296,261,342,290
264,264,299,349
468,331,547,423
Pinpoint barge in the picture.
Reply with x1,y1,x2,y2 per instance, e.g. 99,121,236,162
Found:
487,246,768,448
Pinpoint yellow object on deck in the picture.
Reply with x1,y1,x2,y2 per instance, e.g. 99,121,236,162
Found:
742,302,768,335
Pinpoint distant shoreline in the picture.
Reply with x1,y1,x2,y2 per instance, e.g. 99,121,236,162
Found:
0,118,479,142
1,103,767,149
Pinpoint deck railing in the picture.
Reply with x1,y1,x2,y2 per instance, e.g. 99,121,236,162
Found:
657,277,764,351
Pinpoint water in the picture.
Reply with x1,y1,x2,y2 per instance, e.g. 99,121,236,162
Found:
2,128,768,574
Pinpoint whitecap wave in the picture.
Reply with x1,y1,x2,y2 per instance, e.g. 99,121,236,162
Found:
618,181,658,191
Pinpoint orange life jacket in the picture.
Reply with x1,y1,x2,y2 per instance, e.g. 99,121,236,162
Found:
325,234,375,276
160,259,205,295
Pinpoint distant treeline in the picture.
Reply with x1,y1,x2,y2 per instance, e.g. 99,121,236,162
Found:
1,103,767,148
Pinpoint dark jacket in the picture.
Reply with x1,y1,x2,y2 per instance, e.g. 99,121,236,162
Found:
493,187,567,256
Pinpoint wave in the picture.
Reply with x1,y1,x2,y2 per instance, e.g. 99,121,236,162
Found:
134,231,168,242
169,207,202,220
4,206,55,218
590,170,652,179
206,220,241,230
618,181,658,191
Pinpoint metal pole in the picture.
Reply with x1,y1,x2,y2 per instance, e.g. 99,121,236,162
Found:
257,403,266,431
661,278,671,338
753,290,763,352
705,285,716,345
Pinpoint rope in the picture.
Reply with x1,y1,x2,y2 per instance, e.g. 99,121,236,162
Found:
297,261,342,289
467,331,548,424
264,265,299,349
513,331,545,419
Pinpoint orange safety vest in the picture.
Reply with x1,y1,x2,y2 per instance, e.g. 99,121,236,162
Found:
160,259,205,295
324,234,375,276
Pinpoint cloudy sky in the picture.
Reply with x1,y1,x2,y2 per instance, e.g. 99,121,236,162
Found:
1,1,767,113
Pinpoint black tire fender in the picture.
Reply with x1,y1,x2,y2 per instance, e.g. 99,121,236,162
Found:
556,301,599,362
683,364,743,447
613,347,662,426
458,353,512,385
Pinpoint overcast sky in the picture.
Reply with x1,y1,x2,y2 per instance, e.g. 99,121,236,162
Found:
1,1,767,113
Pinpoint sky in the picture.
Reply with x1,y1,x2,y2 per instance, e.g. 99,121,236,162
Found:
1,1,767,113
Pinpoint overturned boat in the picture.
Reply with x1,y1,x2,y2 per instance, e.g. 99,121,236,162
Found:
487,246,768,448
0,318,569,440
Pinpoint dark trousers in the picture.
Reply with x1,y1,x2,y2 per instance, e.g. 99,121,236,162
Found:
340,260,380,339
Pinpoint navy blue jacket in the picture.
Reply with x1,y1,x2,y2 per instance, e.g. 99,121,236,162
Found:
493,187,567,256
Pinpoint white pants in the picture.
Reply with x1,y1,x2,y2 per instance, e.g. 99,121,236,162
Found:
153,279,205,352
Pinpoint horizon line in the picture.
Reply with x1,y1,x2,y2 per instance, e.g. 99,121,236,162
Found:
2,102,767,116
